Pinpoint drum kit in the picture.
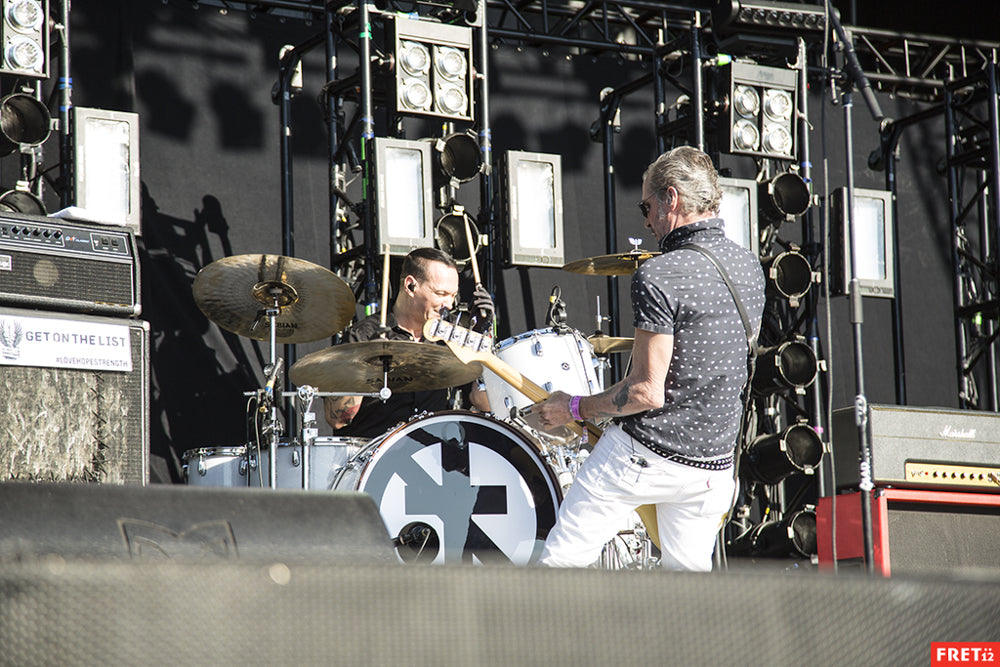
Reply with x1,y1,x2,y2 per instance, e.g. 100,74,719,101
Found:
184,241,660,567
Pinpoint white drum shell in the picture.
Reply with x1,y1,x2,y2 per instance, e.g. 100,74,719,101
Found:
482,328,603,418
251,438,368,490
182,447,246,487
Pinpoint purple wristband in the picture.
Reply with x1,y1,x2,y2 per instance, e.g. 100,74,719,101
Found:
569,395,583,421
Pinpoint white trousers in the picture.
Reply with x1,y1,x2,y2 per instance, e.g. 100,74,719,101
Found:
539,425,736,571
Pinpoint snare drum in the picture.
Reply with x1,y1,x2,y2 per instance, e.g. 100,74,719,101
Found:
182,446,247,487
482,328,603,418
248,437,368,489
334,411,561,565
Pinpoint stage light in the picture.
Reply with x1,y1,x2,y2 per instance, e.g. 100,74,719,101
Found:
730,507,817,558
718,176,758,255
758,171,811,224
1,0,47,78
393,17,473,122
68,107,141,235
752,339,818,395
501,150,565,267
712,0,827,39
742,423,824,485
717,62,797,160
761,249,815,306
0,186,43,214
830,187,896,298
434,205,480,264
432,131,482,187
0,92,49,156
374,136,435,255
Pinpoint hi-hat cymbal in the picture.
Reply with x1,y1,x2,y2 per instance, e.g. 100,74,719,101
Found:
562,251,660,275
588,334,634,354
193,254,355,344
289,339,482,393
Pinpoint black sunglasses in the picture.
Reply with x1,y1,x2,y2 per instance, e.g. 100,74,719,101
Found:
637,198,652,218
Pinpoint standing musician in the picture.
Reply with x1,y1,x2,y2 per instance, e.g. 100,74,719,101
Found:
324,247,493,438
533,146,766,571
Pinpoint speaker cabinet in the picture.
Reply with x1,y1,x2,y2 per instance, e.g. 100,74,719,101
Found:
817,489,1000,576
0,481,395,564
0,555,998,665
0,307,149,484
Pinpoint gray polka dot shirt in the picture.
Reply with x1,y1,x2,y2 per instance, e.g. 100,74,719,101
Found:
620,218,766,460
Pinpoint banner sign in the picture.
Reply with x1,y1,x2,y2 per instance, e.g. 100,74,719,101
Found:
0,313,132,372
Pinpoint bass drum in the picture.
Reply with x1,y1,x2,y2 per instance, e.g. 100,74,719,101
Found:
334,411,561,566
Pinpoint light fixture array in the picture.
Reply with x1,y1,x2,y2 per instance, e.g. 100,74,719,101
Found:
393,17,473,122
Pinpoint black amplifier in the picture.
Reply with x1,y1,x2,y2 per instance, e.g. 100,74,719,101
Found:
0,213,140,318
832,404,1000,492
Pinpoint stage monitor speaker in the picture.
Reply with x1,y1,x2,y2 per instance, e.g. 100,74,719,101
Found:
816,489,1000,577
0,306,149,484
0,557,998,664
0,481,396,565
0,213,140,317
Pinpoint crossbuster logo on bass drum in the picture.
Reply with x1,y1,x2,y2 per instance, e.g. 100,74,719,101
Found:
356,413,560,566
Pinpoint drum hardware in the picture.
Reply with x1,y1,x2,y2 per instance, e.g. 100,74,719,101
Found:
192,254,356,489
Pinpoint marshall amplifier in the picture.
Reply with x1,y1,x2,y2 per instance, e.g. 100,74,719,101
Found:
832,404,1000,491
0,212,140,317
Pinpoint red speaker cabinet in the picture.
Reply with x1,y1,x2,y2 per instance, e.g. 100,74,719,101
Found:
817,489,1000,577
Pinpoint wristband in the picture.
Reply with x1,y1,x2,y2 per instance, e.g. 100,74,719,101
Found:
569,395,583,421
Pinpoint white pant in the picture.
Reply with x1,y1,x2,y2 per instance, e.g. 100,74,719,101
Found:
539,425,736,571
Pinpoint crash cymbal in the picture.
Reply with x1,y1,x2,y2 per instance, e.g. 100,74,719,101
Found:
562,251,660,276
588,334,634,354
193,254,355,344
289,339,483,393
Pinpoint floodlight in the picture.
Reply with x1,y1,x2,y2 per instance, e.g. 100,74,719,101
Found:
830,187,895,298
374,137,435,255
501,150,565,267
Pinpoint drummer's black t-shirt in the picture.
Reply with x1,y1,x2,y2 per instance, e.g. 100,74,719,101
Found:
334,312,452,439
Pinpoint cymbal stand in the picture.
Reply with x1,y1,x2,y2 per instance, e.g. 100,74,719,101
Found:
278,385,383,490
259,294,284,489
295,384,319,490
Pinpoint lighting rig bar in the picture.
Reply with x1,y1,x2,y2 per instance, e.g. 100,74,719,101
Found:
842,25,1000,101
484,0,700,57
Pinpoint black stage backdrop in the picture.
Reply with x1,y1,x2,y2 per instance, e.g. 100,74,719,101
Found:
63,0,965,483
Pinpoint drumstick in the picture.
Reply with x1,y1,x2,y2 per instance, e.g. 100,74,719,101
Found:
380,243,390,331
462,211,481,286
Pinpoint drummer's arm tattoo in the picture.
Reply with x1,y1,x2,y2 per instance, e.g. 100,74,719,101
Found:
324,395,363,429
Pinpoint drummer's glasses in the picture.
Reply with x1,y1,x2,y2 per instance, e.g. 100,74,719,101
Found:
637,197,652,219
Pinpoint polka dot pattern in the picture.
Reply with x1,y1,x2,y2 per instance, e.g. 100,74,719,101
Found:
620,218,766,459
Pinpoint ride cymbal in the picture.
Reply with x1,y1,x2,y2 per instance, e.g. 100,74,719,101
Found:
561,251,660,275
588,334,634,354
192,254,355,343
289,339,482,393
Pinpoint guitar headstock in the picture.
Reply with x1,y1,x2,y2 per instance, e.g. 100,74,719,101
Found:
422,318,493,359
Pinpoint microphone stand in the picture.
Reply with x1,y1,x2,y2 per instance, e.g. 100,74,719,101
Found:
828,5,888,575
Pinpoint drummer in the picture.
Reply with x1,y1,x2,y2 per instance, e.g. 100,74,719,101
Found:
323,247,494,437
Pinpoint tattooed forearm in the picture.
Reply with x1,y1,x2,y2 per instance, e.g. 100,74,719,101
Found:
612,384,630,411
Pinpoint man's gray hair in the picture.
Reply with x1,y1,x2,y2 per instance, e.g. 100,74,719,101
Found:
643,146,721,217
